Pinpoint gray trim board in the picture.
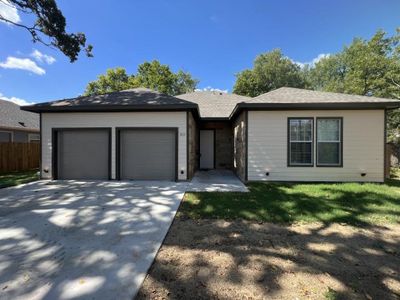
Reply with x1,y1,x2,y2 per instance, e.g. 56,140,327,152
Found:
245,110,248,181
384,109,387,180
186,111,189,180
39,113,42,179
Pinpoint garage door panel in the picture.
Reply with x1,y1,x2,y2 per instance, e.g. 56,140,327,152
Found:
119,129,176,181
57,129,110,180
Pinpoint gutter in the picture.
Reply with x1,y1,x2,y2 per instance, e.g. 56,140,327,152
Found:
0,126,40,133
229,101,400,120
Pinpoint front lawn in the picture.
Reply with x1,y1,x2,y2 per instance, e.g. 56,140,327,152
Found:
181,180,400,225
0,170,39,188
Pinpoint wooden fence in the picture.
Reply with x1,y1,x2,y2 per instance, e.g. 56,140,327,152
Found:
0,142,40,173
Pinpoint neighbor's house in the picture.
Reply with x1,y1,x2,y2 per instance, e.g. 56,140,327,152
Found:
21,87,400,182
0,99,40,143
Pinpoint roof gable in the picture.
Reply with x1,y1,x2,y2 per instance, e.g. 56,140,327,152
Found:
177,91,250,118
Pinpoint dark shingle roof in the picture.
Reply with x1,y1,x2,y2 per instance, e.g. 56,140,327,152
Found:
21,87,400,119
22,88,198,112
176,91,250,118
0,99,39,131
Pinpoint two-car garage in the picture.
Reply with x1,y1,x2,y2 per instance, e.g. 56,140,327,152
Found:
53,127,178,181
22,89,194,182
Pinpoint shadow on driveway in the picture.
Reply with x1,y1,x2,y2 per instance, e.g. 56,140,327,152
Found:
0,180,186,300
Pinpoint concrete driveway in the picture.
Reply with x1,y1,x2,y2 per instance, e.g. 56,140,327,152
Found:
0,180,187,300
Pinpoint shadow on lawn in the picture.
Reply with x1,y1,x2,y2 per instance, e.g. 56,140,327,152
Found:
138,219,400,300
138,180,400,299
181,180,400,225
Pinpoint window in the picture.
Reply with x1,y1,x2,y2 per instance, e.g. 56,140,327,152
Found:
28,133,40,143
288,118,313,166
0,131,12,142
316,118,342,166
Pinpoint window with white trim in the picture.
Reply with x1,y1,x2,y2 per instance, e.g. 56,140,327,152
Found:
316,118,342,166
288,118,313,166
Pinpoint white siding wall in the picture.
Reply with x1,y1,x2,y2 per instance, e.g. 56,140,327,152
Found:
41,112,187,180
248,110,385,182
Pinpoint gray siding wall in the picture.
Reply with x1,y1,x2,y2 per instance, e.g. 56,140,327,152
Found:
248,110,385,182
233,111,246,181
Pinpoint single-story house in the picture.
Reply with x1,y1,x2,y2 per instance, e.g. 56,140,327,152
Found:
22,87,400,182
0,99,40,143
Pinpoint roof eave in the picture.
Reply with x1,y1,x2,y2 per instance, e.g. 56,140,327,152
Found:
0,125,39,132
21,104,199,113
229,101,400,120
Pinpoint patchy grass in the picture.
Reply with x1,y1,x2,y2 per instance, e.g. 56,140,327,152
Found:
391,167,400,179
181,180,400,225
0,170,39,188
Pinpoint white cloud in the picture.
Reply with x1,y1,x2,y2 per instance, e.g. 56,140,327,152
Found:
292,53,331,68
195,86,228,93
0,0,21,24
31,49,56,65
0,92,34,106
0,56,45,75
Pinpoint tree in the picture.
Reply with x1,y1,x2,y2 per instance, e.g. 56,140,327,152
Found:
0,0,92,62
84,68,138,96
307,29,400,142
233,49,308,97
84,60,198,96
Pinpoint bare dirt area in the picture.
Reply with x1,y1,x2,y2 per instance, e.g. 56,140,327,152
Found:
137,219,400,300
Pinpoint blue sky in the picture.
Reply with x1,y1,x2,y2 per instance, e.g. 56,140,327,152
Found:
0,0,399,105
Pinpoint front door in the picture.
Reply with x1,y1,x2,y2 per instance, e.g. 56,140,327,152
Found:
200,130,214,169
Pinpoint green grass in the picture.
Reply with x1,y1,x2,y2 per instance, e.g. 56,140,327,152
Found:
0,170,39,189
324,288,339,300
181,179,400,225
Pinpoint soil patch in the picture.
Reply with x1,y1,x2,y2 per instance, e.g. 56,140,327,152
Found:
137,219,400,300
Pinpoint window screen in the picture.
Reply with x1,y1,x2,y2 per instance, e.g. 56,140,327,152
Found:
317,118,342,166
288,118,313,166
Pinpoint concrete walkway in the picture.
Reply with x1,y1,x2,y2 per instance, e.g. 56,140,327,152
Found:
0,180,186,300
187,170,249,192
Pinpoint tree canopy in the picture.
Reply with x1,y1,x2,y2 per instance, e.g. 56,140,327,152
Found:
307,29,400,142
84,60,198,96
0,0,92,62
308,29,400,98
233,30,400,142
233,49,308,97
